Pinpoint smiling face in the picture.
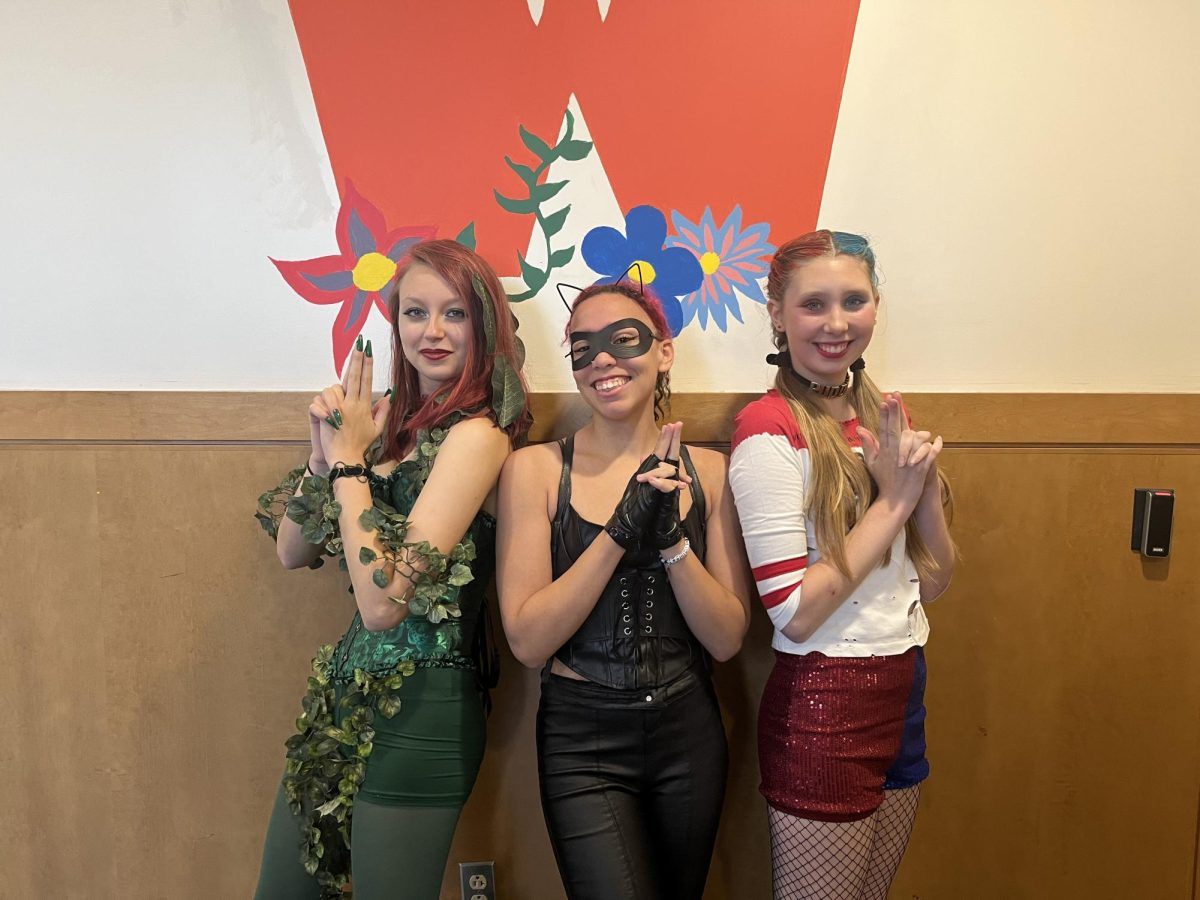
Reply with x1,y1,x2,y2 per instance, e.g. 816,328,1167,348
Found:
768,254,878,385
568,292,672,418
394,262,473,396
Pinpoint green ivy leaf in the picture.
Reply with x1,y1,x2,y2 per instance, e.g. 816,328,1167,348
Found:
378,695,402,719
372,569,389,588
472,273,498,355
519,124,554,163
518,252,548,294
493,190,538,215
300,518,328,544
504,155,537,187
549,246,576,268
448,562,474,587
316,797,342,817
557,139,593,161
530,180,568,203
541,205,570,237
490,356,526,429
358,547,377,565
454,221,476,250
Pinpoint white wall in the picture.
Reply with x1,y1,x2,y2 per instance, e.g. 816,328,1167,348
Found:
2,1,1197,392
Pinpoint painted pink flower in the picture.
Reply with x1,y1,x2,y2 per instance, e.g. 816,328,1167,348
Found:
272,180,436,373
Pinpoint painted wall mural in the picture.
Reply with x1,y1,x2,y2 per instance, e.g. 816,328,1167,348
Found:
274,0,860,375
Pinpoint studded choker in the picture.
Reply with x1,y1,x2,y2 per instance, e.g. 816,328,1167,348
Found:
765,352,866,398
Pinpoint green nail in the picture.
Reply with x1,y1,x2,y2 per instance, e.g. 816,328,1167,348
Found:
333,409,343,426
384,388,393,399
324,415,339,430
356,335,364,351
365,339,373,358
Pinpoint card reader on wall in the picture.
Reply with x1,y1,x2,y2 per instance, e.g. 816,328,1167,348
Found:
1131,489,1174,558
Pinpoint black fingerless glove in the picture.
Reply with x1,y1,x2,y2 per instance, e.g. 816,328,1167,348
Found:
651,458,684,550
605,455,664,550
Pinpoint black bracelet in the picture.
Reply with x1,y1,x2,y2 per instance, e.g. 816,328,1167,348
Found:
328,461,370,484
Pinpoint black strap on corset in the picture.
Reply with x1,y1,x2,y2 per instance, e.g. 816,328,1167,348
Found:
548,435,710,689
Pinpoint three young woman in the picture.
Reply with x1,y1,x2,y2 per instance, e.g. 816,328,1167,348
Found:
255,231,953,899
729,231,956,899
254,240,529,899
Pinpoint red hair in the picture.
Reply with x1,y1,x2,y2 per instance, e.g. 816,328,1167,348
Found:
380,239,530,461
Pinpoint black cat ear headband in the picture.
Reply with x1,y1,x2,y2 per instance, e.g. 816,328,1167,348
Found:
555,261,646,314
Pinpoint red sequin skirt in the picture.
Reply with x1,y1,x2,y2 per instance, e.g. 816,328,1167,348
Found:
758,648,920,822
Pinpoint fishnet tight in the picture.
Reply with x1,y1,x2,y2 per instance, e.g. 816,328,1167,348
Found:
768,784,921,900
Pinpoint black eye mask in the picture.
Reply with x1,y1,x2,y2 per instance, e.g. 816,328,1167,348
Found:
567,318,656,370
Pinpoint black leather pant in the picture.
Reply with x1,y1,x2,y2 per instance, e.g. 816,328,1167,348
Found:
536,668,729,900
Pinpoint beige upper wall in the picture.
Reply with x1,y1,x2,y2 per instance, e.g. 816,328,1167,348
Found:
819,0,1200,391
1,1,1196,392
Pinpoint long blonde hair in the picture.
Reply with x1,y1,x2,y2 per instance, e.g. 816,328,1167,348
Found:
768,231,954,581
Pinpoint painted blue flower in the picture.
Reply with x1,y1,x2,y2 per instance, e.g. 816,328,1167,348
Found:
581,205,703,336
666,206,775,331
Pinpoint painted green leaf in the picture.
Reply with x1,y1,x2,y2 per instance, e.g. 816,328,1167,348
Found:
518,252,548,294
504,155,537,187
454,221,476,250
541,205,570,237
557,139,593,161
358,547,377,564
561,107,576,142
531,179,568,203
519,124,554,163
372,569,389,588
549,246,576,268
493,190,538,215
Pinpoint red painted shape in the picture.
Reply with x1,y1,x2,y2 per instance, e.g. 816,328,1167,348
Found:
287,1,859,273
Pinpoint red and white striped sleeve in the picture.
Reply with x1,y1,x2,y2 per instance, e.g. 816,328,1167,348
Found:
728,395,811,633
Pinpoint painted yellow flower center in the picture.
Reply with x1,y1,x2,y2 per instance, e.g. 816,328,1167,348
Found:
352,252,397,292
631,259,657,284
699,251,721,275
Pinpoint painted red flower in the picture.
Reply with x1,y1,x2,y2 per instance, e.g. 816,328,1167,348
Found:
271,180,436,374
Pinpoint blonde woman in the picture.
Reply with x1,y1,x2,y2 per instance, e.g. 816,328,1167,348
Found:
728,231,956,899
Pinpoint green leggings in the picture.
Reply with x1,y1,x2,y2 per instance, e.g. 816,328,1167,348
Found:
254,667,486,899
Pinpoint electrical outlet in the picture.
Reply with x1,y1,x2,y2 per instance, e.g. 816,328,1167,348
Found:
459,861,496,900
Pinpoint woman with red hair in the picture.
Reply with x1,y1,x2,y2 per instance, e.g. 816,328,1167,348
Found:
254,239,529,898
497,281,752,899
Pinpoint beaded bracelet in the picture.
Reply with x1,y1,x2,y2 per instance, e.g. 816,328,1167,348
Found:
661,537,691,568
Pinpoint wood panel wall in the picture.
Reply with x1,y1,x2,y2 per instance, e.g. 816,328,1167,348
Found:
2,392,1197,900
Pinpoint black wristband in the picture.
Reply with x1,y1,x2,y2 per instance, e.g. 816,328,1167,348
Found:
328,462,370,484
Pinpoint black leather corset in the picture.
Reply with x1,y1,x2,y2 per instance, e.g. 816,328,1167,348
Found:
549,436,709,689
